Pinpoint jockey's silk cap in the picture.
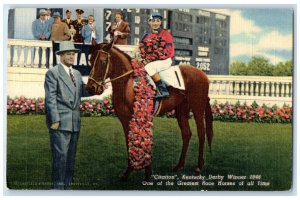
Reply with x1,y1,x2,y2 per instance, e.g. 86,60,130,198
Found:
149,12,163,20
56,41,80,55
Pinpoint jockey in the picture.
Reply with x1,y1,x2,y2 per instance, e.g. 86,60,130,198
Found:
140,12,175,99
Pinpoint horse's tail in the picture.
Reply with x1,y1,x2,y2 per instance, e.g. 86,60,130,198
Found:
205,97,213,152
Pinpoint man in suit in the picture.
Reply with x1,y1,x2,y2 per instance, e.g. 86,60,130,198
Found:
62,9,73,29
32,9,51,68
45,41,92,190
46,8,55,26
81,15,100,67
81,15,100,44
108,12,130,45
50,12,70,41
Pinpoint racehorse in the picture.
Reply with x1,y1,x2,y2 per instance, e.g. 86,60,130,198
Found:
86,39,213,181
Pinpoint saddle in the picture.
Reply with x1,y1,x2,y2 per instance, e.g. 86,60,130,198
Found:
147,65,186,91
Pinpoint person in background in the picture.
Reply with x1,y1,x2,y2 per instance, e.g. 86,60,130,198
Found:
32,9,51,68
50,12,71,66
46,8,55,26
45,41,92,190
81,15,100,67
50,12,70,41
44,8,55,68
62,9,73,29
140,12,175,99
71,9,86,43
81,15,100,44
108,12,130,45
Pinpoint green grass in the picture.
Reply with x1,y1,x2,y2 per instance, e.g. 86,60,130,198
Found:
6,115,292,191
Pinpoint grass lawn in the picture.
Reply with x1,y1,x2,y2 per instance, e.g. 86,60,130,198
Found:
6,115,292,191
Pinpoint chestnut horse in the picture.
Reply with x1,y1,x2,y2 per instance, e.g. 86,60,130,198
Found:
86,40,213,181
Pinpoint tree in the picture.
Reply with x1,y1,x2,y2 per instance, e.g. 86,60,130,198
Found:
229,61,248,75
272,60,293,76
247,56,273,76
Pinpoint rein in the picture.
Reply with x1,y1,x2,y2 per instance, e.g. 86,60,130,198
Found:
89,49,133,90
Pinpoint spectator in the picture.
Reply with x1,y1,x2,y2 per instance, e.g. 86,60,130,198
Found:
50,12,70,41
108,12,130,45
32,9,51,68
81,15,100,44
62,9,73,29
71,9,86,43
46,8,54,26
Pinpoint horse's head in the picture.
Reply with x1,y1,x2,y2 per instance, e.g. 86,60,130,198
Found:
87,39,114,95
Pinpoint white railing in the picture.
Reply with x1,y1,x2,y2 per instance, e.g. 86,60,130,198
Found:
7,39,139,68
208,76,292,106
7,39,53,68
6,39,293,106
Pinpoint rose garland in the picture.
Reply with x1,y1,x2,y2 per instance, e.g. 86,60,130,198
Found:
128,59,155,170
127,33,169,169
139,34,169,61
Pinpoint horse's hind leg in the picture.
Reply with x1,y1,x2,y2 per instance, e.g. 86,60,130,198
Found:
192,108,206,174
173,101,192,172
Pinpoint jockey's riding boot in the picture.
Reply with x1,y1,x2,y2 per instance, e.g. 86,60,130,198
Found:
155,80,169,99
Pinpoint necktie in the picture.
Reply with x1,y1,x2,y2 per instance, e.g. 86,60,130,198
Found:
69,68,76,87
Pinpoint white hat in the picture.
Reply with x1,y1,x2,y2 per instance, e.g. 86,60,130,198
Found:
56,41,80,55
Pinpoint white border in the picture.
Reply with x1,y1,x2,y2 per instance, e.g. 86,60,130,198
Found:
1,0,299,198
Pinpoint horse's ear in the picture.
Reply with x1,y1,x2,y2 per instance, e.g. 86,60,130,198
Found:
91,38,97,47
103,39,114,52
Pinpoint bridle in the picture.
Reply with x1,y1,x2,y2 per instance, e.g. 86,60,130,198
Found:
88,49,133,93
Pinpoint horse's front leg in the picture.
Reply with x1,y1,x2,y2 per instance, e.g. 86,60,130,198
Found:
144,164,152,182
119,115,134,181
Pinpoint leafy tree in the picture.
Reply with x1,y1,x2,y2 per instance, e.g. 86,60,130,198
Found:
229,61,248,75
247,56,273,76
272,60,293,76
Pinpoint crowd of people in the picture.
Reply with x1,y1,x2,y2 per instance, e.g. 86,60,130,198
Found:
32,8,130,68
32,8,130,45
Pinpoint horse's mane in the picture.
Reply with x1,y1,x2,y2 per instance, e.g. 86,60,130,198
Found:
112,46,132,62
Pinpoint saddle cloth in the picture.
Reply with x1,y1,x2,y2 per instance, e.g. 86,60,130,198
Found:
147,65,186,90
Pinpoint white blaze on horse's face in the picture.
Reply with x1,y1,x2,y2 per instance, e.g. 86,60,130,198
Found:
149,18,162,30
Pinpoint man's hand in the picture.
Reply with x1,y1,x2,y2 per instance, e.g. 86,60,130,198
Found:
51,122,60,130
141,59,150,66
40,34,46,40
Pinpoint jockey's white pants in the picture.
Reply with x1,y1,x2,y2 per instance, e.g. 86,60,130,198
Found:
144,58,172,76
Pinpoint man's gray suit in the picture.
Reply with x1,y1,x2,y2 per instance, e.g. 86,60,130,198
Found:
45,64,90,189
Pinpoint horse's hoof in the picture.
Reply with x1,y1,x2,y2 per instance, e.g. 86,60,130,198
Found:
120,169,132,182
173,165,183,172
144,170,153,182
194,167,201,175
144,175,151,182
120,174,129,182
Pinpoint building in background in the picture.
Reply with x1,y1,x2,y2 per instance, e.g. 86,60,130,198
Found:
9,8,230,75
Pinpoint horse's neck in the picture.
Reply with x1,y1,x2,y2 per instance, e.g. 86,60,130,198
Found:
110,48,134,97
111,48,132,77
